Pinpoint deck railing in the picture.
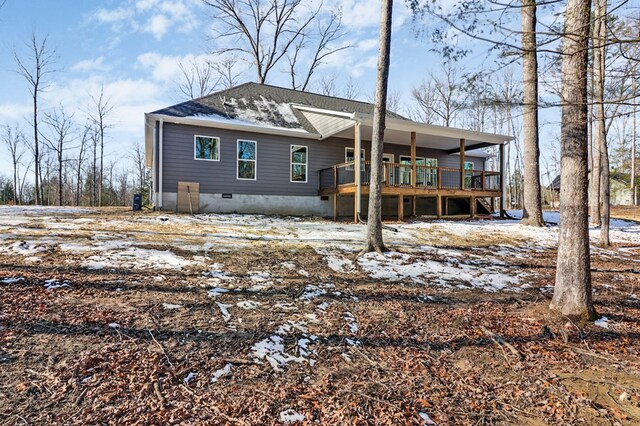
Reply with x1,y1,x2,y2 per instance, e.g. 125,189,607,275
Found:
319,161,501,192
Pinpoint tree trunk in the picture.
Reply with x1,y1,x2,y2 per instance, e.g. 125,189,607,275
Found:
632,64,637,206
99,125,104,206
58,151,63,206
593,0,609,245
520,0,544,227
551,0,596,320
362,0,393,254
33,94,41,205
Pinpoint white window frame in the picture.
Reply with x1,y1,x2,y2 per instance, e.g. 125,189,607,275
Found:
194,135,220,161
290,144,308,183
236,139,257,181
345,147,365,171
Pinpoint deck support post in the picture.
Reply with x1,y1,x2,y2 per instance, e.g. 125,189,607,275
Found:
470,196,476,218
460,138,465,190
333,194,338,221
411,131,417,188
412,196,417,216
436,195,442,218
397,195,404,221
444,197,449,216
499,143,505,218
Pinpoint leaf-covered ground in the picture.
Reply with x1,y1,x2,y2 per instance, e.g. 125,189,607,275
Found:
0,206,639,425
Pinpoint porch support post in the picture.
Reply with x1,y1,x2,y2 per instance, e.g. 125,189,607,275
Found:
333,194,338,221
411,131,417,188
499,142,506,218
436,195,442,218
444,197,449,216
355,123,362,222
470,196,476,218
459,138,465,190
412,196,417,216
397,195,404,221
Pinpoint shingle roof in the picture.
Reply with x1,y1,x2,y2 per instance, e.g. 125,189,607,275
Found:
151,82,409,133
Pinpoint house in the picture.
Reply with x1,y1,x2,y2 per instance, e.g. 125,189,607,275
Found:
144,83,511,219
548,172,638,206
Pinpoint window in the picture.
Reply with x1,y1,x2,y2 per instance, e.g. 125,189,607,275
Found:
291,145,308,183
237,140,257,180
194,135,220,161
345,147,365,171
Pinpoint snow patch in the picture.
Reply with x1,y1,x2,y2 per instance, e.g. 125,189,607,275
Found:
1,277,24,284
211,363,233,383
162,303,183,310
183,372,197,384
279,409,305,424
236,300,261,309
594,317,610,329
216,302,232,322
44,279,70,290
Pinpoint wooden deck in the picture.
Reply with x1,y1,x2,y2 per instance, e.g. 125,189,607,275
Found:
318,161,502,220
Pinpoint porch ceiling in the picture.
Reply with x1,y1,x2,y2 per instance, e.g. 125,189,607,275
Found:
333,126,502,151
293,106,511,151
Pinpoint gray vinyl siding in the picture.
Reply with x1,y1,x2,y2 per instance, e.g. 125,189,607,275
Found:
159,122,486,196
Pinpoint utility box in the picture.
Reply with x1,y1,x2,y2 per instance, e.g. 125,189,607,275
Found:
133,194,142,211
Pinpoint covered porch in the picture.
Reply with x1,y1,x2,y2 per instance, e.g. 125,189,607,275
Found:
300,107,510,221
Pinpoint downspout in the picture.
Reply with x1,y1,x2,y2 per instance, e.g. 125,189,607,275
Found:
159,118,164,210
151,125,157,207
355,121,362,218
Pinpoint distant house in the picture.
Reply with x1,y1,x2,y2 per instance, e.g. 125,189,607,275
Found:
144,83,511,219
547,172,637,206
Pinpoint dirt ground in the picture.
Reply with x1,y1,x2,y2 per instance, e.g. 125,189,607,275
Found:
0,207,639,425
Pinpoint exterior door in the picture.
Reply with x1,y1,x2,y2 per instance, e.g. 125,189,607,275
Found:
382,154,394,185
425,158,437,187
399,156,425,186
464,161,474,188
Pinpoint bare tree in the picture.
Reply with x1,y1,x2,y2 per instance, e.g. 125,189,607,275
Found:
91,127,99,206
204,0,346,87
593,0,610,245
178,57,220,100
343,76,360,100
551,0,596,320
42,107,74,206
287,8,350,91
520,0,544,227
411,80,438,124
633,63,638,205
1,124,26,204
362,0,393,254
75,124,91,206
14,32,57,205
318,73,338,96
88,86,113,206
129,141,146,195
213,55,242,89
411,64,468,127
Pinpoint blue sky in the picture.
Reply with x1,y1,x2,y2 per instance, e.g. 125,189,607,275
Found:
0,0,547,179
